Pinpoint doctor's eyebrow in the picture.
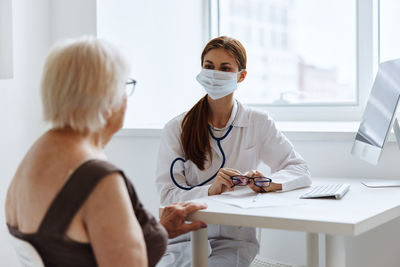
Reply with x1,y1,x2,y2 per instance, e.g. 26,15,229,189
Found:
204,60,214,65
220,62,232,66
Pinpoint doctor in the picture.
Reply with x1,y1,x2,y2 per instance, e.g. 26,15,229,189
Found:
156,36,311,267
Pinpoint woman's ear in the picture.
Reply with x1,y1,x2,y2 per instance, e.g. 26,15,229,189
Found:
106,108,113,119
104,108,113,125
238,70,247,83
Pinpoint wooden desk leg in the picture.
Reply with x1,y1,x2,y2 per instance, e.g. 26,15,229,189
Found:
191,228,208,267
326,234,346,267
306,233,319,267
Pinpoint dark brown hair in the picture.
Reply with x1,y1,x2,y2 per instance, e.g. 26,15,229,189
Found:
181,36,247,170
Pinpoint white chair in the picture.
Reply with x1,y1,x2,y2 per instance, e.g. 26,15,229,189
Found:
8,233,44,267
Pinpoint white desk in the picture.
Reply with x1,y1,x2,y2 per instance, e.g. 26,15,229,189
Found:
161,177,400,267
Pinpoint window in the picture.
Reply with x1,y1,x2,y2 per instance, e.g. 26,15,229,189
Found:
98,0,380,127
217,0,378,121
219,0,357,105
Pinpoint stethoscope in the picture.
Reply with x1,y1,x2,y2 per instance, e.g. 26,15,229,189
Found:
169,105,239,190
169,125,233,190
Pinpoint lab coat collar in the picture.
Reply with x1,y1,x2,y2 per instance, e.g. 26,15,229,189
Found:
232,100,249,128
210,100,239,132
227,100,238,129
209,100,249,131
208,100,249,160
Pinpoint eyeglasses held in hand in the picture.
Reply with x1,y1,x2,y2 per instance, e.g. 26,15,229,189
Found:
230,176,272,193
125,78,137,97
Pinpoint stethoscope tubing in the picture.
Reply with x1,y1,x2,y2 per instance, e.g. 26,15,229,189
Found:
169,125,234,190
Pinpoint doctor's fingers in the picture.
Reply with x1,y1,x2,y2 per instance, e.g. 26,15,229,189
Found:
215,177,233,190
217,172,234,186
248,181,265,193
253,170,264,177
220,168,241,178
246,170,265,178
249,186,263,193
244,170,256,177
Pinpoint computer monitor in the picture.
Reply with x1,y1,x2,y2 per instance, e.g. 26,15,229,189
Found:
351,58,400,187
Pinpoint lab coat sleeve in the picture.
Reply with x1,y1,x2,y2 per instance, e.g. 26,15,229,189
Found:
155,118,211,206
258,115,312,192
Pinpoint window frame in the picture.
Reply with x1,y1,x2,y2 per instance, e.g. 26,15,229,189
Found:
209,0,380,121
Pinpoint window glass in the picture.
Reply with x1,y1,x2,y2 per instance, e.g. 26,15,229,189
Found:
219,0,356,105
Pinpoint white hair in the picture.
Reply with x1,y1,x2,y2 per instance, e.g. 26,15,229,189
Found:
41,36,130,133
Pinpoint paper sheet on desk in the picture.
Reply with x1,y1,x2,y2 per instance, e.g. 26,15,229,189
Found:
209,189,300,209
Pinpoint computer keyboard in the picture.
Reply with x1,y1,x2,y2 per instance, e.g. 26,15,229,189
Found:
300,183,350,199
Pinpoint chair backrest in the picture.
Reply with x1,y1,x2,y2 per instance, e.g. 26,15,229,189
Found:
8,233,44,267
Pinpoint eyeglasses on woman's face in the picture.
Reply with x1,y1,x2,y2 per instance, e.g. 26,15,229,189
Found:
230,175,272,193
125,78,137,97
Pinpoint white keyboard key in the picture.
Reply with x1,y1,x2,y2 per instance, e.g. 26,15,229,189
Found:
300,183,350,199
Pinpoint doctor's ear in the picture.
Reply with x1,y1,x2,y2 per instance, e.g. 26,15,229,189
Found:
237,70,247,83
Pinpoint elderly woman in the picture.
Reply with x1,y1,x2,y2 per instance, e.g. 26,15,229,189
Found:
5,37,206,267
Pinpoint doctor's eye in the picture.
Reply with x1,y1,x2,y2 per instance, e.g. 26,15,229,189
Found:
204,64,214,69
221,67,232,72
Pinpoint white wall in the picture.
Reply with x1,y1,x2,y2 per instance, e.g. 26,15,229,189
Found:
105,133,400,267
0,0,96,265
0,0,50,265
97,0,208,128
50,0,97,43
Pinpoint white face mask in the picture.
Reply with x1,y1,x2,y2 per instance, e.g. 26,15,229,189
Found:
196,69,241,100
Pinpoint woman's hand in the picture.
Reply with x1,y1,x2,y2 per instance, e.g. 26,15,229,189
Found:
208,168,241,196
160,202,207,239
246,170,282,193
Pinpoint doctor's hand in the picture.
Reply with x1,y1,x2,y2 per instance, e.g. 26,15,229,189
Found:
208,168,241,196
160,202,207,239
246,170,282,193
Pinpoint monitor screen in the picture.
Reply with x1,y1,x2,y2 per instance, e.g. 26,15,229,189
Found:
352,58,400,164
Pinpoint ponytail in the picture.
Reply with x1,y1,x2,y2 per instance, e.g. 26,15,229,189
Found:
181,96,211,170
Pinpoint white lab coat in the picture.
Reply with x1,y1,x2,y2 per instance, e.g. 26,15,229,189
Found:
155,100,311,267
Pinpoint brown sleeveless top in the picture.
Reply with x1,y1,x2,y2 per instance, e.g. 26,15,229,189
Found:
7,159,168,267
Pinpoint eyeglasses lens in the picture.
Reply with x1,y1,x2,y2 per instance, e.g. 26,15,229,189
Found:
232,176,249,185
254,177,270,187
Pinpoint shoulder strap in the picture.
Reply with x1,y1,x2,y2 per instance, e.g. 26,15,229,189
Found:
38,159,123,236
